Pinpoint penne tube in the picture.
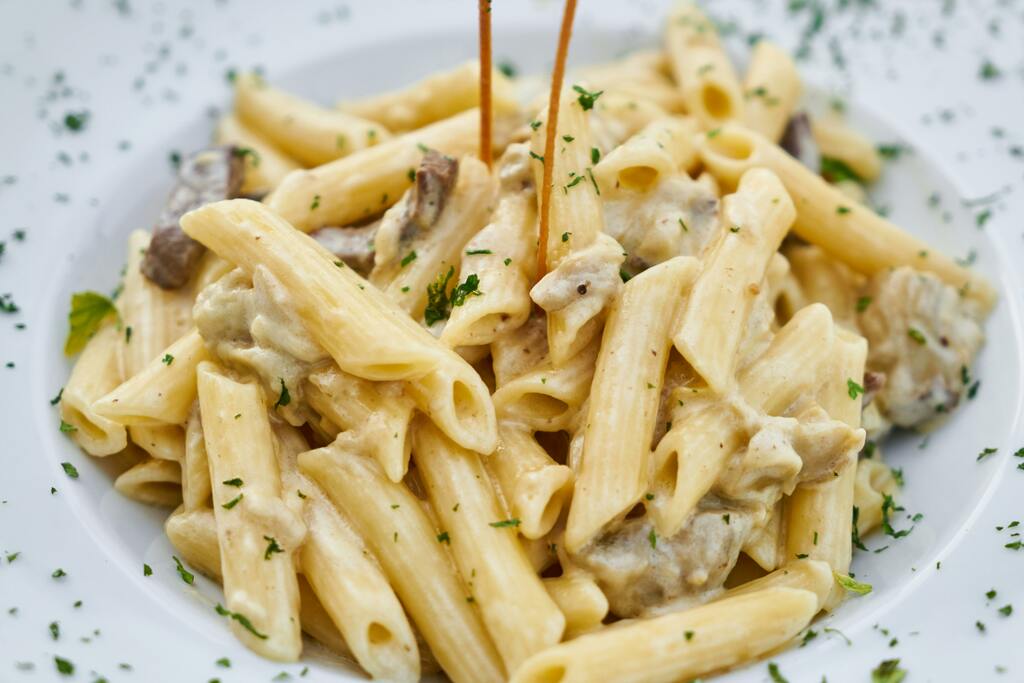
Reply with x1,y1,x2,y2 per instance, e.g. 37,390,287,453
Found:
267,109,486,232
441,149,538,348
543,572,609,639
164,507,359,662
588,92,671,154
118,230,194,379
578,52,686,114
723,559,833,611
214,114,303,196
165,505,223,580
182,407,211,510
114,457,182,507
338,60,519,132
741,500,784,572
566,257,699,553
487,425,574,540
664,1,744,128
812,115,882,182
672,168,796,394
60,323,128,456
128,424,185,462
530,87,624,364
491,336,599,433
94,329,210,426
371,155,498,318
785,327,866,611
413,418,565,672
197,362,305,661
272,424,420,683
511,587,818,683
180,199,497,455
305,366,416,483
298,442,506,683
854,457,898,535
695,123,996,309
593,116,700,194
234,73,389,167
740,41,802,142
651,304,837,536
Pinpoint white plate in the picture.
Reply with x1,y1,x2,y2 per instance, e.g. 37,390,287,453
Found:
2,1,1023,681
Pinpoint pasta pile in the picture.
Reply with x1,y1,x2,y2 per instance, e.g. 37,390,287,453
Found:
59,2,993,682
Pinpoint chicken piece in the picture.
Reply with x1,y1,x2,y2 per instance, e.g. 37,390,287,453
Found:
141,146,245,288
603,175,719,277
858,266,984,429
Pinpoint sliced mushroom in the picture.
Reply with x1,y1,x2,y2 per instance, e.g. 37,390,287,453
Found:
141,146,244,289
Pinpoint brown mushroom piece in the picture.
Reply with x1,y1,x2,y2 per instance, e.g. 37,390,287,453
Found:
310,222,380,277
400,149,459,244
140,146,245,289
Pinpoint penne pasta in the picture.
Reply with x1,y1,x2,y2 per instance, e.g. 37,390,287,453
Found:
566,257,699,552
812,114,882,182
593,116,701,194
94,328,210,426
695,123,996,309
180,198,497,454
235,73,389,167
197,362,305,661
741,41,802,142
60,323,128,456
267,109,488,232
672,168,796,394
338,60,519,133
298,442,506,683
664,1,744,128
413,418,565,672
487,425,574,540
511,587,818,683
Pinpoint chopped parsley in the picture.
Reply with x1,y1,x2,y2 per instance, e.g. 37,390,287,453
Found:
173,556,195,585
52,568,67,579
562,135,575,142
143,564,152,576
274,378,291,408
528,150,544,164
489,518,521,528
54,656,75,675
979,60,1002,80
50,388,64,405
877,144,907,160
648,529,657,549
684,630,694,641
214,603,268,639
310,194,321,210
847,378,865,399
871,659,907,683
529,120,542,131
216,658,231,668
424,267,482,326
998,604,1012,616
977,447,997,462
497,61,517,78
64,291,118,355
63,111,90,132
800,629,818,647
837,205,852,215
222,478,243,487
263,536,283,560
436,531,450,544
907,328,927,345
590,147,601,164
232,147,261,167
466,249,492,255
222,494,243,510
881,495,913,538
61,462,79,478
50,621,60,640
400,250,417,267
820,156,863,183
161,353,174,365
572,84,604,111
834,571,872,595
767,662,789,683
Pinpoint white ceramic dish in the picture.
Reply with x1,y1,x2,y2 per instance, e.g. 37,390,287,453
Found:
2,1,1023,681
